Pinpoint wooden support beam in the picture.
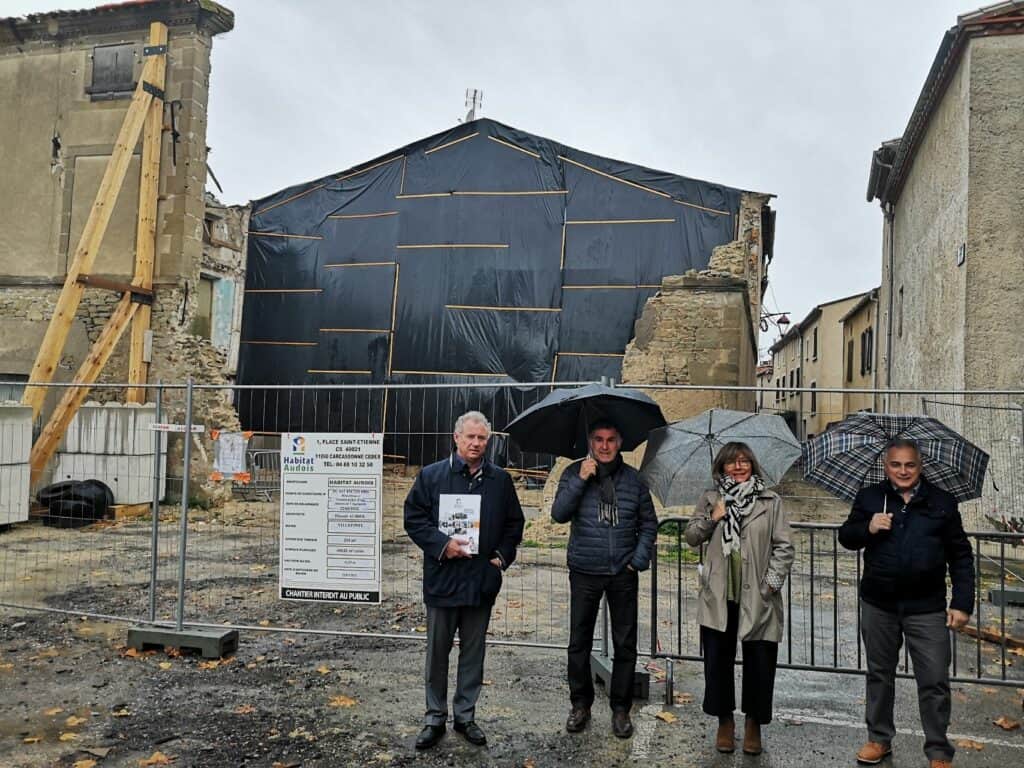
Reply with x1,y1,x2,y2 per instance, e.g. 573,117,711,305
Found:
128,22,168,404
76,274,154,299
21,40,160,417
30,296,140,483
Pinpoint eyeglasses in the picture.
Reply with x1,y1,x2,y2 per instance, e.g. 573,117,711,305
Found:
724,458,752,467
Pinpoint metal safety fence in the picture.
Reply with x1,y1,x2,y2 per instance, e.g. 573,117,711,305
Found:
651,518,1024,687
0,380,1022,685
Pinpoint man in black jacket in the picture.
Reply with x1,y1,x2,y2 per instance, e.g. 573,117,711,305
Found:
551,420,658,739
838,439,974,768
404,411,524,750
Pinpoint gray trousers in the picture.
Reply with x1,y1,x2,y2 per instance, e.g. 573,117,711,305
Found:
424,604,492,726
861,601,954,761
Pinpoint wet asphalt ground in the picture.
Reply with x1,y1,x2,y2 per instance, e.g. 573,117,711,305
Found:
1,608,1022,768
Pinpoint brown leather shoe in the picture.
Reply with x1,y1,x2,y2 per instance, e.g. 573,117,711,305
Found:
565,706,590,733
929,761,952,768
743,717,763,755
856,741,892,764
715,718,735,753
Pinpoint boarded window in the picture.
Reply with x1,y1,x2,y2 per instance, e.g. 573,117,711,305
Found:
847,339,854,382
87,43,136,99
193,276,215,339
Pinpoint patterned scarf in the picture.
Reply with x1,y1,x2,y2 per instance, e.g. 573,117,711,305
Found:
596,454,622,526
716,473,765,556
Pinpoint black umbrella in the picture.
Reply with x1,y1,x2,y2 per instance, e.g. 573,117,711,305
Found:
505,383,666,459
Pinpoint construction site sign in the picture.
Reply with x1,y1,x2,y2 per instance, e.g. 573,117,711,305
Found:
278,433,383,603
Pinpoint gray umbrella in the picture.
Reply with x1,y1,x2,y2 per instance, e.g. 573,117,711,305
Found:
639,409,801,506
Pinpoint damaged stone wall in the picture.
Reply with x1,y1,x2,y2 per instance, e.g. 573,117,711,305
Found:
541,193,769,513
0,4,242,504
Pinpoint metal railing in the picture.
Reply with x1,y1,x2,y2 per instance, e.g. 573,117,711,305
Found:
650,516,1024,687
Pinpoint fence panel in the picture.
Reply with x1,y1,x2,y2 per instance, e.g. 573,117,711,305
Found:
651,517,1024,687
2,381,1022,678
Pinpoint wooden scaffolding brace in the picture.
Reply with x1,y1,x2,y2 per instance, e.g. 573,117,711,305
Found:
22,22,168,484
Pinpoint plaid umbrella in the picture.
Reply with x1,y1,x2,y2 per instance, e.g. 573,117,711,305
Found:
639,409,801,507
802,412,989,502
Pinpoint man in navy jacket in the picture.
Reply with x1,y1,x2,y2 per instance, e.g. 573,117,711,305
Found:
552,420,658,739
839,438,974,768
404,411,524,750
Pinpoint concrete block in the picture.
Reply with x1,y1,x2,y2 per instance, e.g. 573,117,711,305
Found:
53,452,167,505
0,464,30,525
0,404,33,465
60,403,164,456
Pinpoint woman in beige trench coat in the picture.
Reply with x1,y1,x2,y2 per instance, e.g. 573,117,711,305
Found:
684,441,794,756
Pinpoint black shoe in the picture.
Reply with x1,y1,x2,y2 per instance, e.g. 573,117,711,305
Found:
415,723,445,750
565,706,591,733
612,710,633,739
453,720,487,746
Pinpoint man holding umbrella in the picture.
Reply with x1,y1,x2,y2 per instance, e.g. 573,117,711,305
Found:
551,419,658,738
838,438,974,768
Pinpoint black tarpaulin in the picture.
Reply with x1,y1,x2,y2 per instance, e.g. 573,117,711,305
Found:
238,119,748,464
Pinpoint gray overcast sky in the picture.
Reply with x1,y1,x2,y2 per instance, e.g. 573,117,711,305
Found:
9,0,973,352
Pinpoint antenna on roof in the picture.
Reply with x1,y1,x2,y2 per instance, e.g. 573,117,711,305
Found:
464,88,483,122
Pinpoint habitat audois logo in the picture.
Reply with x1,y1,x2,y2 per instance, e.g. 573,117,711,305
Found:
284,435,313,472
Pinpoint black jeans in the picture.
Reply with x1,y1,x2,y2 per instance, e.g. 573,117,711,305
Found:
567,568,638,713
700,601,779,724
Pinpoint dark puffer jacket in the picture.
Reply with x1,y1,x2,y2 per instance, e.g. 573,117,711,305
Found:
551,459,658,575
838,478,974,615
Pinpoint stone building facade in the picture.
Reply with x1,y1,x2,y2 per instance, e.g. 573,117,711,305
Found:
866,3,1024,527
866,3,1024,393
839,288,878,417
764,293,866,439
0,1,243,500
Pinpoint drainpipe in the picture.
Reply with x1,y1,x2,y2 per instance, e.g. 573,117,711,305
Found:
883,202,895,412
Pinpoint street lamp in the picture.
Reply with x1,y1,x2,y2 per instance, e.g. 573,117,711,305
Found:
760,311,791,334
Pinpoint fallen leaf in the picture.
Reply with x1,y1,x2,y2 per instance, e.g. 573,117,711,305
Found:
22,736,42,744
673,692,694,704
0,662,13,671
139,751,174,766
655,710,678,723
956,738,985,751
234,704,256,714
73,760,98,768
159,662,173,670
328,694,357,708
59,732,78,741
994,716,1021,731
165,647,182,658
982,687,999,695
414,625,426,633
197,660,221,670
482,679,493,686
42,706,64,716
287,726,316,741
258,619,271,627
112,708,132,717
1010,647,1024,658
523,760,536,768
316,665,331,675
66,715,88,726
